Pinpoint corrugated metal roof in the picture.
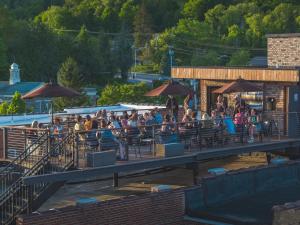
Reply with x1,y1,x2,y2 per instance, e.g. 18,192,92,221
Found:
0,82,44,96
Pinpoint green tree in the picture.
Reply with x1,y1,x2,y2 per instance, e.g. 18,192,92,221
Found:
191,50,221,66
55,57,88,109
263,3,300,34
7,92,26,114
133,2,153,48
113,24,133,80
57,57,83,90
0,101,9,115
98,82,150,105
0,36,8,76
227,50,250,66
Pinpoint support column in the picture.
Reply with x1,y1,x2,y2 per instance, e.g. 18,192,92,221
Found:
27,185,34,214
188,162,199,185
3,128,8,159
113,173,119,187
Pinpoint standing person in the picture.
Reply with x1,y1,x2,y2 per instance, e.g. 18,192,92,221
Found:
216,95,226,113
234,94,246,114
166,95,179,122
84,115,92,131
184,93,194,113
74,115,84,141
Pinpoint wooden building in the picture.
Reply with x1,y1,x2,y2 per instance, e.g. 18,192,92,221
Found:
171,33,300,135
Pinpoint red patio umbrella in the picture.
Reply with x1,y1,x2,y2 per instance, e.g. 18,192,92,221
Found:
144,80,192,97
22,82,81,123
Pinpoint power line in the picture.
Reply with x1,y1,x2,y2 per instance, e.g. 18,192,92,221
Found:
171,36,266,51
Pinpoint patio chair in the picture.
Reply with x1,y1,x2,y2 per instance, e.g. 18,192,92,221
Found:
85,130,99,151
125,127,141,158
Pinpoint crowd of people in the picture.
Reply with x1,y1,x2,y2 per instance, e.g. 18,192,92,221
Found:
27,92,263,160
197,94,262,143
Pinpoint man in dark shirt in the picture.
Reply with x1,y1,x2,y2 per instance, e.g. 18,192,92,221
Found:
166,95,179,121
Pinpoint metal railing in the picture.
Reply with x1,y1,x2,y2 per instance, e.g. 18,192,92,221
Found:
0,132,49,196
73,112,300,166
0,132,75,225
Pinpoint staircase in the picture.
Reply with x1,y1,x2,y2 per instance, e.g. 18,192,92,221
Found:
0,132,75,225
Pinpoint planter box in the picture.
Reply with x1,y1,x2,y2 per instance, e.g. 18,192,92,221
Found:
86,150,116,167
155,143,184,157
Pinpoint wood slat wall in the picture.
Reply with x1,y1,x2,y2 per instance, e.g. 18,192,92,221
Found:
172,67,299,82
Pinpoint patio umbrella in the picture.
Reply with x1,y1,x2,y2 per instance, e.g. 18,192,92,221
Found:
22,82,81,123
144,80,192,97
212,78,263,94
212,78,263,111
145,80,193,118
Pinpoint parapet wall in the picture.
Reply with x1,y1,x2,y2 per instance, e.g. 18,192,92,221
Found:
17,189,186,225
273,201,300,225
186,161,300,213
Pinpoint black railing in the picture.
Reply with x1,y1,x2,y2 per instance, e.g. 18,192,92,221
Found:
0,132,75,225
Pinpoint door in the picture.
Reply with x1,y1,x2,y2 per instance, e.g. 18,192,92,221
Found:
287,85,300,138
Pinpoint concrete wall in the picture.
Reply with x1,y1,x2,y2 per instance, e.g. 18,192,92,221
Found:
273,201,300,225
185,162,300,213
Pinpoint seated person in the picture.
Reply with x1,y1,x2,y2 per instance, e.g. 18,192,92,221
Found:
161,114,173,133
97,120,114,140
201,113,213,129
211,110,223,128
222,111,236,135
127,112,138,128
120,115,128,129
85,120,99,150
28,120,39,141
154,108,163,124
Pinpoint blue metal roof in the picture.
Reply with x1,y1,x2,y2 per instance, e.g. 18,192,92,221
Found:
0,82,44,96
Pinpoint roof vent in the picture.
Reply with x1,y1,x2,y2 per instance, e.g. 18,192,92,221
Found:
9,63,20,85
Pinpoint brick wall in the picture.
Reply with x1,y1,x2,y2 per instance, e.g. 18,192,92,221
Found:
17,189,188,225
268,35,300,67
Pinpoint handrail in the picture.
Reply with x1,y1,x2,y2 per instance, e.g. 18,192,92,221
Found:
0,131,49,173
0,132,75,225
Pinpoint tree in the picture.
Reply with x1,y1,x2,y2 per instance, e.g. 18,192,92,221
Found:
263,3,300,34
119,0,138,29
133,2,153,48
7,92,26,114
113,24,133,80
0,36,8,76
0,101,9,115
227,50,250,66
191,50,221,66
55,57,88,109
57,57,83,90
98,82,150,105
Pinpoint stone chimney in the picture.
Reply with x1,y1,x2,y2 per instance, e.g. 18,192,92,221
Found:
267,33,300,68
9,63,20,85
